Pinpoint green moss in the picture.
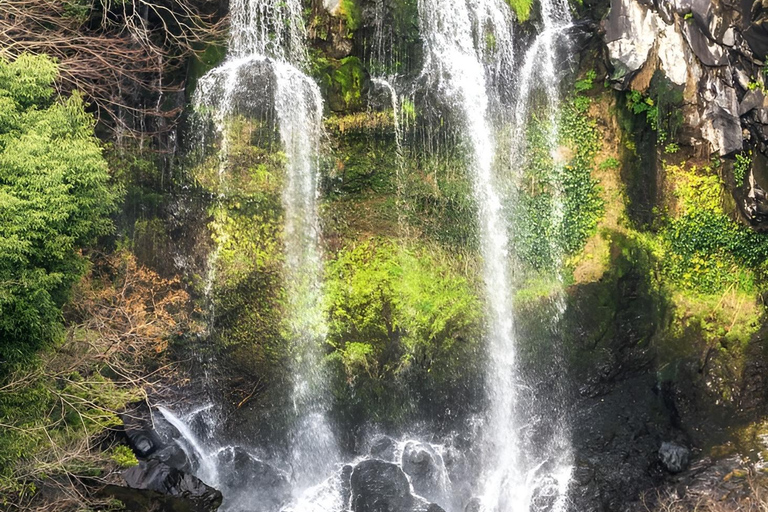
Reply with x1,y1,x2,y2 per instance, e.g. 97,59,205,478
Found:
110,445,139,468
330,57,366,112
325,240,483,424
339,0,362,32
506,0,533,22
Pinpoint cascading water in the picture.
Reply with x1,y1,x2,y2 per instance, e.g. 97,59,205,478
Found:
186,0,339,505
416,0,523,508
417,0,574,509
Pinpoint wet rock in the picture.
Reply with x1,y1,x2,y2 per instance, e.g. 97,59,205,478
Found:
122,459,222,510
400,441,445,503
464,497,482,512
101,483,222,512
340,464,355,507
214,447,291,510
122,403,164,457
369,435,397,461
350,459,415,512
659,442,690,473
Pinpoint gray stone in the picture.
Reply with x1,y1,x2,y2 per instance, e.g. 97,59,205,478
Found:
659,442,690,473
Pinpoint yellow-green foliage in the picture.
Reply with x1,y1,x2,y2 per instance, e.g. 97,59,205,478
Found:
339,0,362,32
506,0,533,22
110,445,139,468
325,240,482,382
659,164,768,293
0,54,118,371
197,118,289,381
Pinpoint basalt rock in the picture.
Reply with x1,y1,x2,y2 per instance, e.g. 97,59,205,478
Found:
351,459,414,512
122,459,222,510
214,446,291,511
349,459,446,512
400,441,446,504
602,0,756,156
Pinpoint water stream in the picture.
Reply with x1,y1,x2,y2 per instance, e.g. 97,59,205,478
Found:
191,0,339,504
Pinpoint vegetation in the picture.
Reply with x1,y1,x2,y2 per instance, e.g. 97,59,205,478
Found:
659,164,768,293
1,251,190,508
325,240,483,421
0,54,118,373
506,0,534,22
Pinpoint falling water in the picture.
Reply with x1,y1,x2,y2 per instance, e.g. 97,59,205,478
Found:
418,0,575,509
192,0,339,500
416,0,525,509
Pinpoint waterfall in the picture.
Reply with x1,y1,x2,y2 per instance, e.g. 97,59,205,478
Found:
192,0,339,500
416,0,522,507
417,0,574,509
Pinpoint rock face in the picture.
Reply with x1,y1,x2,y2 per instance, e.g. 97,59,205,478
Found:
122,459,222,511
600,0,768,157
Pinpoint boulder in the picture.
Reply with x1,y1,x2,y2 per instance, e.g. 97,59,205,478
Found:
122,459,222,510
400,441,446,503
214,446,291,511
659,442,690,473
350,459,415,512
369,435,398,462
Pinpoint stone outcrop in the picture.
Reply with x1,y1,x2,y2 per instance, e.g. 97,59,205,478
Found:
601,0,768,157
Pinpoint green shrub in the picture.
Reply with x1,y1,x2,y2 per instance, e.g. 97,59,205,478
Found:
0,54,118,373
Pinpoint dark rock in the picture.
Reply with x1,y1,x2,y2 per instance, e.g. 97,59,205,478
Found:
214,446,291,511
681,21,729,67
740,89,766,116
702,77,743,155
369,435,397,462
122,402,164,458
123,459,222,510
744,2,768,60
400,441,445,503
101,483,222,512
340,464,355,508
350,459,415,512
659,442,690,473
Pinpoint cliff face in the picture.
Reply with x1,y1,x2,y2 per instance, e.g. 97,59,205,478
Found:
602,0,768,226
108,0,768,509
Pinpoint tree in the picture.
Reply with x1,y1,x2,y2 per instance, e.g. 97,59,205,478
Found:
0,0,224,139
0,54,119,372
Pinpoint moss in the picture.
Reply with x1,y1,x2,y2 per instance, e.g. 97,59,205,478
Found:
325,240,484,425
506,0,534,22
339,0,362,32
329,57,367,112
